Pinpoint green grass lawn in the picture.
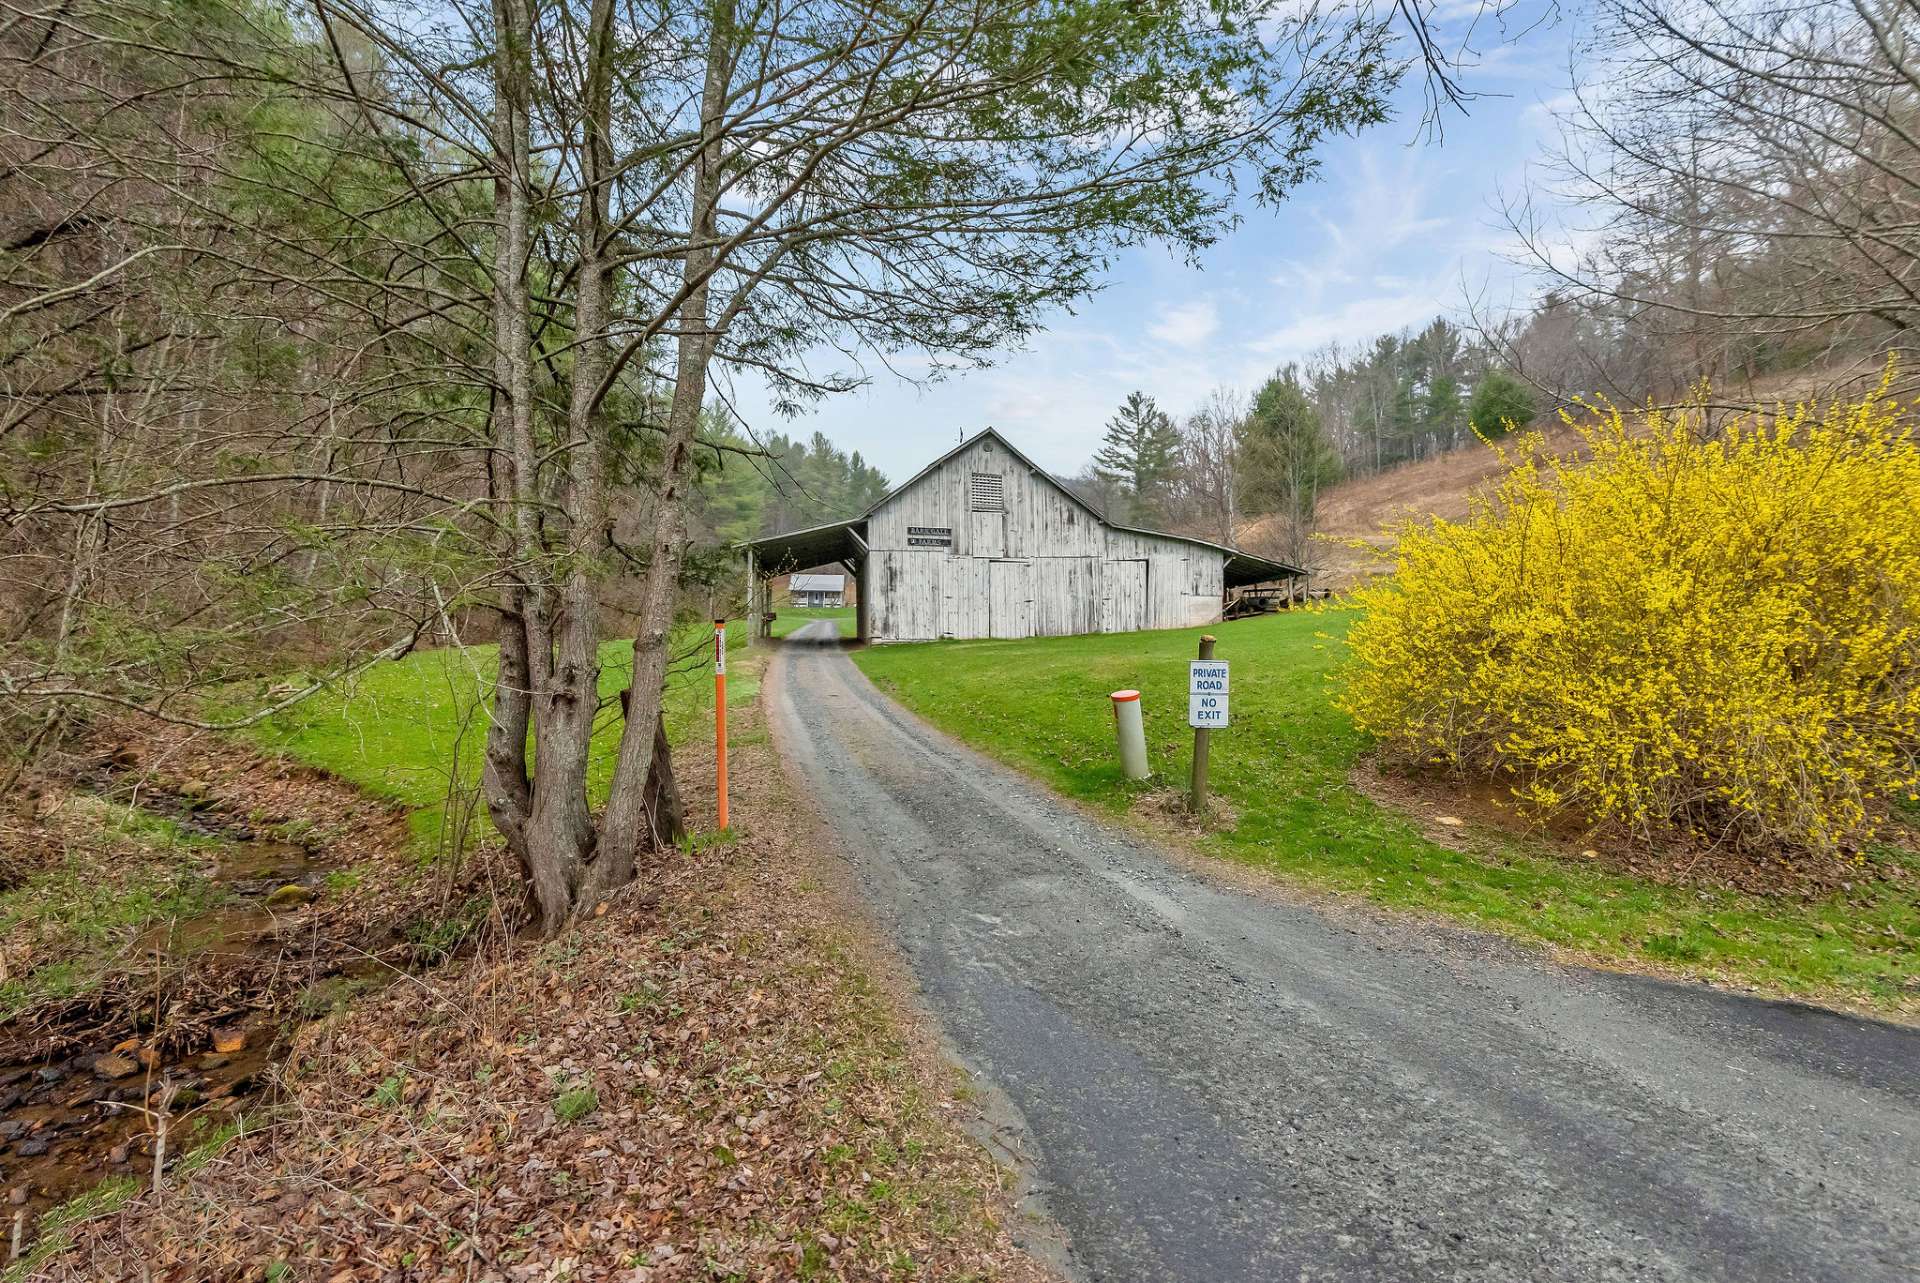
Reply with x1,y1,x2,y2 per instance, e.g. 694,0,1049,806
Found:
852,611,1920,1011
236,621,756,853
769,605,855,638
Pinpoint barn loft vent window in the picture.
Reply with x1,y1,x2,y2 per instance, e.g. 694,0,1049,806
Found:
969,473,1005,511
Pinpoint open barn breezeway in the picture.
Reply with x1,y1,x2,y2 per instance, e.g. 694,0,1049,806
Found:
768,619,1920,1283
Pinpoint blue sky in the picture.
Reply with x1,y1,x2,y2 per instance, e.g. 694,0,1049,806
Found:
736,3,1581,483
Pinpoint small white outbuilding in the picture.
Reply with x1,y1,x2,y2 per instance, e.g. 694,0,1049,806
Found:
745,428,1302,643
786,573,845,607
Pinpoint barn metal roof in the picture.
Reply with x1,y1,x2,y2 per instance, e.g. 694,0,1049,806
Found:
743,515,866,574
743,428,1306,586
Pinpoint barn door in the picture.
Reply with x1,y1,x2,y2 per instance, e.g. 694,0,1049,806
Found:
968,470,1006,557
1103,559,1147,633
940,557,990,639
988,559,1033,639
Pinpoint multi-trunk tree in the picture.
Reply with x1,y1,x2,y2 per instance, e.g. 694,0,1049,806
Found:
468,0,1401,928
6,0,1403,932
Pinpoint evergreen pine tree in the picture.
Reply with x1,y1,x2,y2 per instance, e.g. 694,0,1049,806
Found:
1092,391,1181,524
1467,369,1537,437
1425,371,1464,449
1240,366,1343,565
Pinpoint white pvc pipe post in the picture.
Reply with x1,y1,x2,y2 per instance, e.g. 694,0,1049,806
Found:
1111,689,1149,780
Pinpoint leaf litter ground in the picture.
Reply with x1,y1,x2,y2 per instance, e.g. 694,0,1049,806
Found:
31,688,1054,1282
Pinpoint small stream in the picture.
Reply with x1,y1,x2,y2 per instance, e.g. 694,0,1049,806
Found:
1,793,384,1236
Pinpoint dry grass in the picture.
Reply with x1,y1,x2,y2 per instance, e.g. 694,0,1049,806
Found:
1236,421,1590,590
1275,366,1883,591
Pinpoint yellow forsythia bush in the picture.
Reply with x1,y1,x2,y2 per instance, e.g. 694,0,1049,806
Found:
1339,381,1920,856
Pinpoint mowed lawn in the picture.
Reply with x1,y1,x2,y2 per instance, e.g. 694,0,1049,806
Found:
769,605,855,638
237,622,755,851
852,610,1920,1010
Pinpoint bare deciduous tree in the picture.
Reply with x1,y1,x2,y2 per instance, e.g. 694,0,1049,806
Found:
1175,388,1245,544
1504,0,1920,403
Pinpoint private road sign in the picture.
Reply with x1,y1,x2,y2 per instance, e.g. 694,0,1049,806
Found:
1189,659,1230,728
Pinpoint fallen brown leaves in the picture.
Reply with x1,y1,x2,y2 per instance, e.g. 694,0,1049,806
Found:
37,684,1051,1283
2,719,482,1071
94,718,416,878
2,716,522,1226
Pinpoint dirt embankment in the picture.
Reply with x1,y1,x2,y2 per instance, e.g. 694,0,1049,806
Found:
29,675,1051,1283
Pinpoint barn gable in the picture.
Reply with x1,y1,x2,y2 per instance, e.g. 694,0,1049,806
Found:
745,428,1302,643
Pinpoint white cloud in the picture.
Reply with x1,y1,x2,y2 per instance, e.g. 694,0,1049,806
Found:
1147,298,1220,349
1247,289,1447,362
725,11,1585,481
1266,148,1450,310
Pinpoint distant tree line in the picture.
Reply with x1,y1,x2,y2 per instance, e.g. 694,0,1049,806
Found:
1076,0,1920,571
696,427,889,549
1069,316,1537,567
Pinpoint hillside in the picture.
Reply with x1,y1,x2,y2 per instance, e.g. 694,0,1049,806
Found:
1283,364,1893,590
1252,420,1589,589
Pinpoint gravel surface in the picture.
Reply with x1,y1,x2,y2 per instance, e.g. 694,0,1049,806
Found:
767,621,1920,1283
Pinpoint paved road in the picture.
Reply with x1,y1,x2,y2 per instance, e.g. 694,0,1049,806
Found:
766,621,1920,1283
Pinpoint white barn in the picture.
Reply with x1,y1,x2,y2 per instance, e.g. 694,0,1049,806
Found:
745,429,1302,643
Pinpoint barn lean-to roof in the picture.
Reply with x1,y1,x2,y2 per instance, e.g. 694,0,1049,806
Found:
743,427,1305,587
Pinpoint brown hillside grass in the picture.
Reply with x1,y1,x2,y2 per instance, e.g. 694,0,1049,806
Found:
1236,420,1588,589
1281,367,1887,590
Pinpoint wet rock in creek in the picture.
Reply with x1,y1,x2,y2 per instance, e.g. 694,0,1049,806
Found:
264,884,313,909
91,1054,138,1080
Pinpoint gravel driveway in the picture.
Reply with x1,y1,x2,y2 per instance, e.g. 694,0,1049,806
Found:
766,620,1920,1283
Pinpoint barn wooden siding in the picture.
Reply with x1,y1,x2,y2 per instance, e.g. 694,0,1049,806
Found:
864,437,1225,642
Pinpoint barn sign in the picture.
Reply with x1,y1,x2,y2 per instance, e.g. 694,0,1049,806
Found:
907,525,953,548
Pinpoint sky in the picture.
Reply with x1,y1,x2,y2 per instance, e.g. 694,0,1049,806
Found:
734,2,1583,484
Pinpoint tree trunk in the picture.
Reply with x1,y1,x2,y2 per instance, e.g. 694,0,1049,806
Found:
642,711,685,850
484,0,662,931
588,4,732,903
481,0,544,900
619,687,685,849
524,0,623,924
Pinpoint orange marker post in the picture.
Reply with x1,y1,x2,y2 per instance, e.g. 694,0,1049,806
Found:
714,619,729,831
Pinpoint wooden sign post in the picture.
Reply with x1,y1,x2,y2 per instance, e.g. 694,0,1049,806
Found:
714,620,729,831
1188,636,1229,814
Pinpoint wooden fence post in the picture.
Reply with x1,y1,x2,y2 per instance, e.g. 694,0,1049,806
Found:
1189,635,1216,814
